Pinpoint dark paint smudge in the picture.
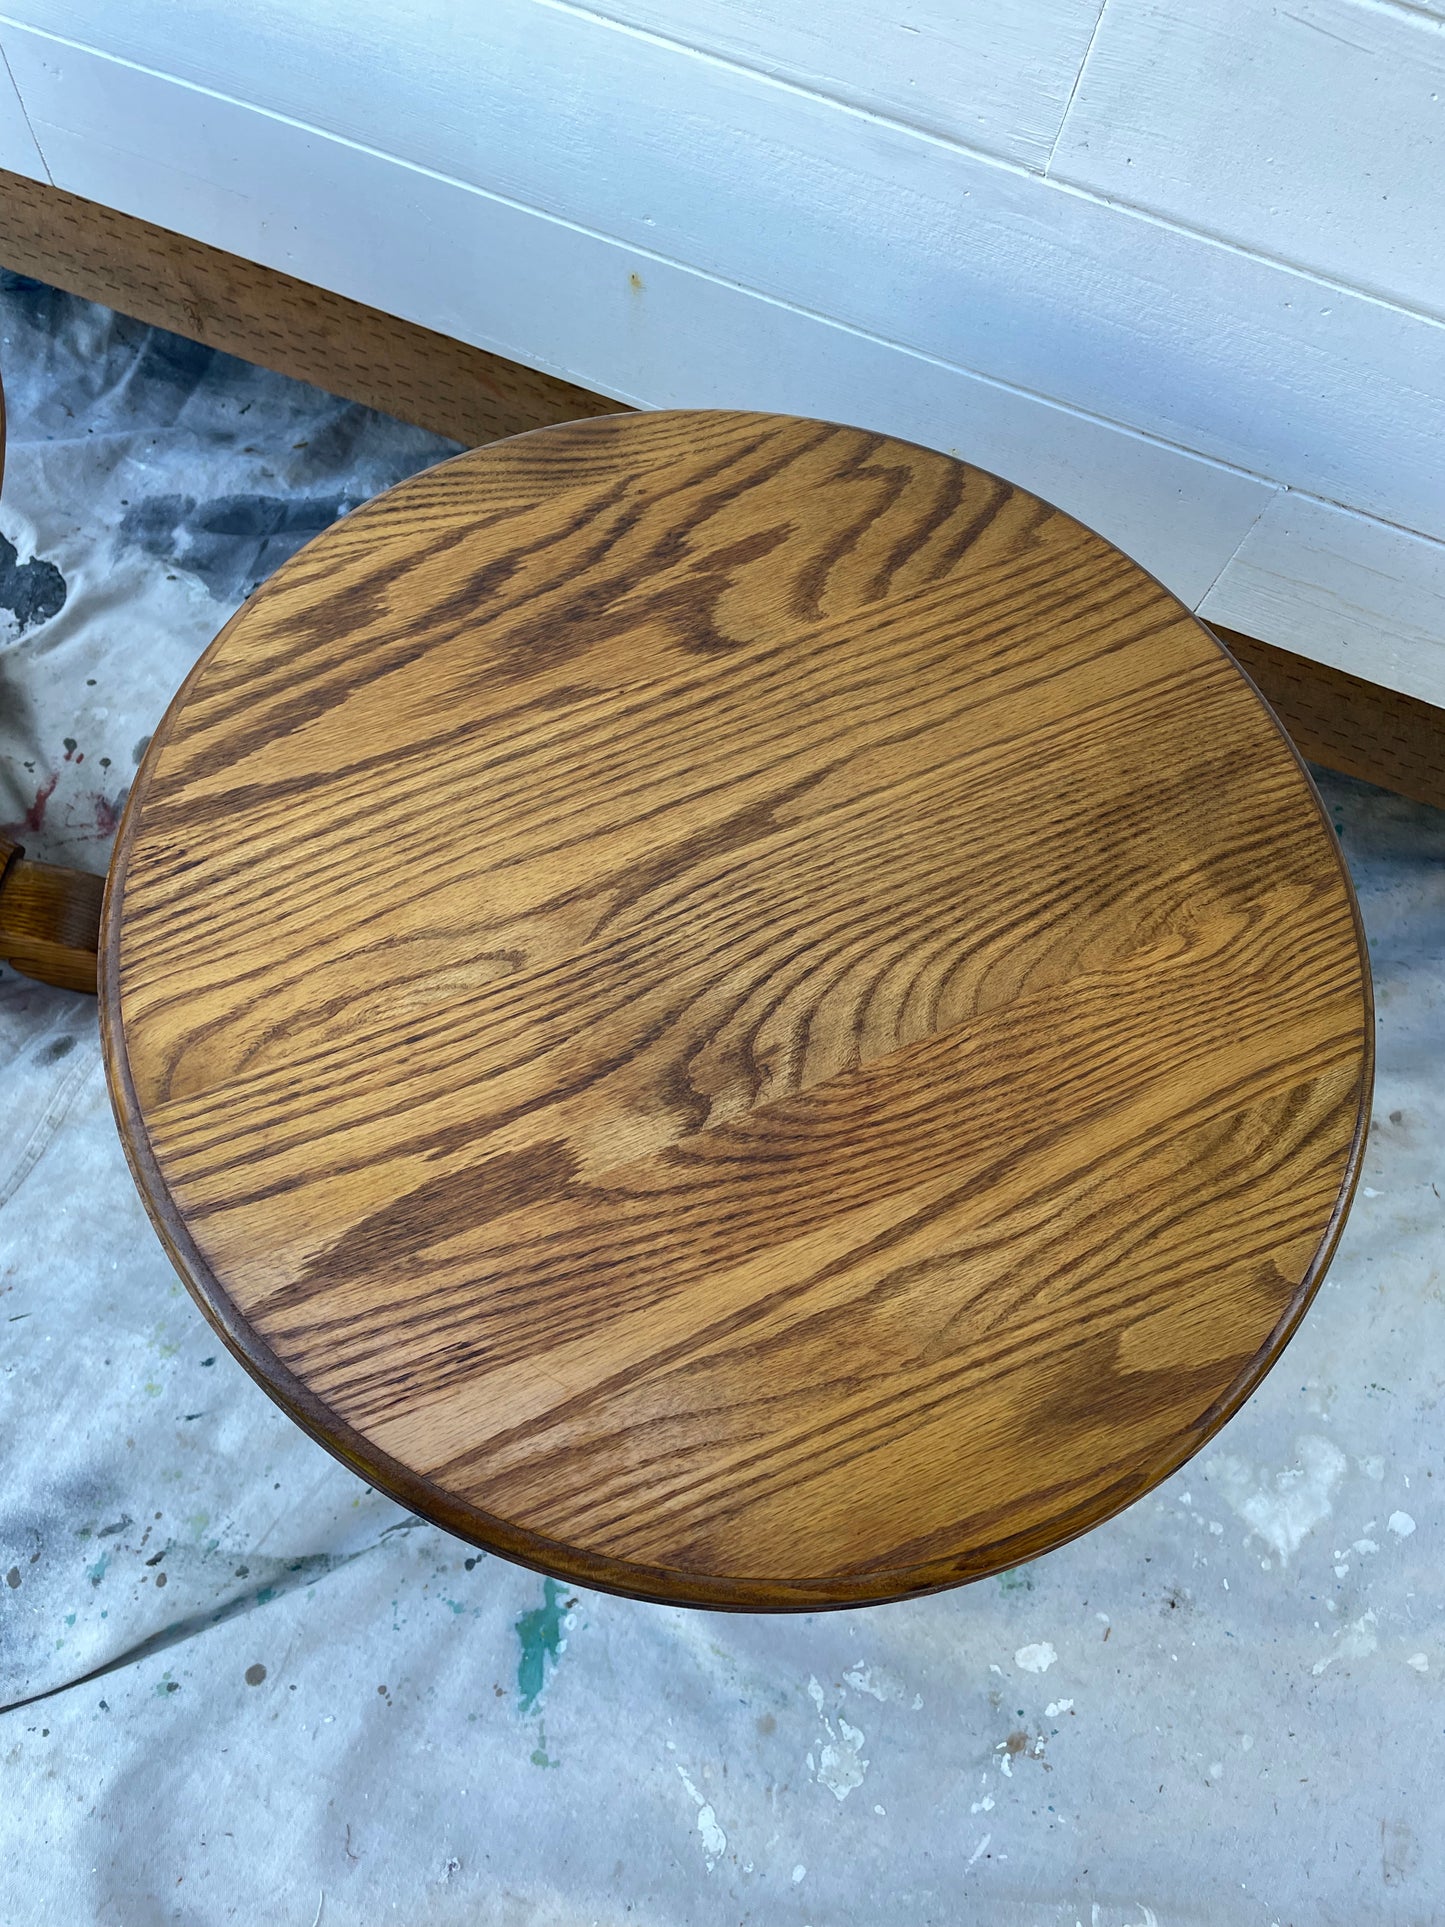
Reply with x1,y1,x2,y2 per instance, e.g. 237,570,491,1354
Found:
0,532,66,633
118,491,356,601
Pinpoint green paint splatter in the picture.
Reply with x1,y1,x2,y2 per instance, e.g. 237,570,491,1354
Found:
515,1579,567,1713
530,1722,560,1768
64,1612,76,1627
998,1567,1034,1594
86,1554,109,1588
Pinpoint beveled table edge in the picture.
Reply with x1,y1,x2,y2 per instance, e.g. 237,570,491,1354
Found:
97,416,1375,1611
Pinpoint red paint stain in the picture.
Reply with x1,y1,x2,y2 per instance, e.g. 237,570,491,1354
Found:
21,773,57,833
92,793,121,837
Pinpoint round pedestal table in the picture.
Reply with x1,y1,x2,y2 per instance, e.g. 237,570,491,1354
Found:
100,412,1372,1610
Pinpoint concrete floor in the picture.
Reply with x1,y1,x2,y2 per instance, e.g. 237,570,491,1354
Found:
2,276,1442,1926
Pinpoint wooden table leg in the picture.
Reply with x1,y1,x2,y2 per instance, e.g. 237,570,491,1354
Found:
0,836,104,993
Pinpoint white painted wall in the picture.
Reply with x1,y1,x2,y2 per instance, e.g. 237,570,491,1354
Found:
0,41,43,176
0,0,1441,702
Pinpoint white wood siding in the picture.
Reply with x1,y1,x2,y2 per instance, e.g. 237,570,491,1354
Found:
1050,0,1445,320
1199,493,1445,702
0,42,44,178
18,0,1112,172
0,1,1441,702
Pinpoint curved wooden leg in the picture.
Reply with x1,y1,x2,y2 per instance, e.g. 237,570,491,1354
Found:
0,836,104,993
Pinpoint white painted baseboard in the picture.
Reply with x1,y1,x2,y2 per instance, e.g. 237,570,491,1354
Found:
1200,495,1445,707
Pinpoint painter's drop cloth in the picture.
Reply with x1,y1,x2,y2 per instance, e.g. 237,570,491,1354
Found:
2,279,1442,1925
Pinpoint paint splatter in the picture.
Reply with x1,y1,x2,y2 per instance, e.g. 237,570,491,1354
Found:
675,1764,726,1868
1388,1511,1416,1538
806,1676,869,1800
11,772,57,835
515,1578,568,1713
843,1661,915,1705
1014,1642,1057,1674
1312,1610,1378,1675
1206,1435,1347,1562
245,1663,267,1686
0,532,66,632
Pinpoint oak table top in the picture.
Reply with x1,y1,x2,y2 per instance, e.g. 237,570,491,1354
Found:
102,412,1372,1611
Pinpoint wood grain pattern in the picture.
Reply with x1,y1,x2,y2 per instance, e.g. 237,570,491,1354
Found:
102,411,1372,1609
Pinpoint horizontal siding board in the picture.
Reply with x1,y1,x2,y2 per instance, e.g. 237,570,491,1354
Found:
583,0,1105,164
1199,493,1445,706
1050,0,1445,319
1,0,1108,172
4,9,1442,700
0,46,43,178
0,31,1272,607
3,10,1445,544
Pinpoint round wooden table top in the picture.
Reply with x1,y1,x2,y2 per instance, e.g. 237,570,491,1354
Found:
102,411,1372,1611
